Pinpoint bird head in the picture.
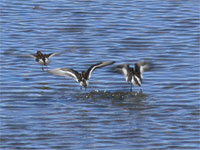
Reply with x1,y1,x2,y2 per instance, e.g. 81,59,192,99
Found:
81,71,87,79
36,51,43,56
130,67,135,73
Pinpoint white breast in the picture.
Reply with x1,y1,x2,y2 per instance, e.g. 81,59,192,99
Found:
45,58,50,65
38,59,44,65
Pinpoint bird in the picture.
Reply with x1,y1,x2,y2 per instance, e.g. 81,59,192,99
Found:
48,61,115,89
27,51,57,70
116,61,152,91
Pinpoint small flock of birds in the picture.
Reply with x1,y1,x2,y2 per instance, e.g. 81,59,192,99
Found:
28,51,152,91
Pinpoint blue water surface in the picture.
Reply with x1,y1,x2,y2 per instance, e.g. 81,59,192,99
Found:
1,0,200,150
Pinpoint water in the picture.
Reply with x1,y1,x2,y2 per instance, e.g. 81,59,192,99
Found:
1,0,200,149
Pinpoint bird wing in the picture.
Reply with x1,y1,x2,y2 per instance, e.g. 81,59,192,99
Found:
135,61,152,74
48,68,80,82
26,54,37,59
133,75,142,86
116,64,130,77
86,61,115,79
47,53,58,58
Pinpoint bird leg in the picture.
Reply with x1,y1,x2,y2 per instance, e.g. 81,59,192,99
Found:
46,65,48,71
130,83,133,92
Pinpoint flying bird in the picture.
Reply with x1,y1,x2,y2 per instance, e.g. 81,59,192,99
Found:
48,61,115,89
27,51,57,70
116,61,152,91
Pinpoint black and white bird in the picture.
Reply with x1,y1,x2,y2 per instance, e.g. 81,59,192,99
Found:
116,61,152,91
48,61,115,89
28,51,57,70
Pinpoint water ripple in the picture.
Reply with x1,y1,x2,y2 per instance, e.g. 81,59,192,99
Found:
1,0,200,149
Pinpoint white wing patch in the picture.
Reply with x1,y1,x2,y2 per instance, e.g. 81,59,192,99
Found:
121,67,128,76
140,66,144,79
121,67,129,81
140,66,144,74
138,62,151,79
139,62,151,73
26,54,37,59
134,75,141,86
48,53,58,58
87,61,115,79
140,65,148,74
38,59,44,65
131,77,137,86
87,66,97,79
116,65,129,81
48,68,79,82
45,58,50,65
131,75,141,86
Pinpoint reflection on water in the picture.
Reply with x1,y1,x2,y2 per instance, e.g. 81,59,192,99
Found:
1,0,200,150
